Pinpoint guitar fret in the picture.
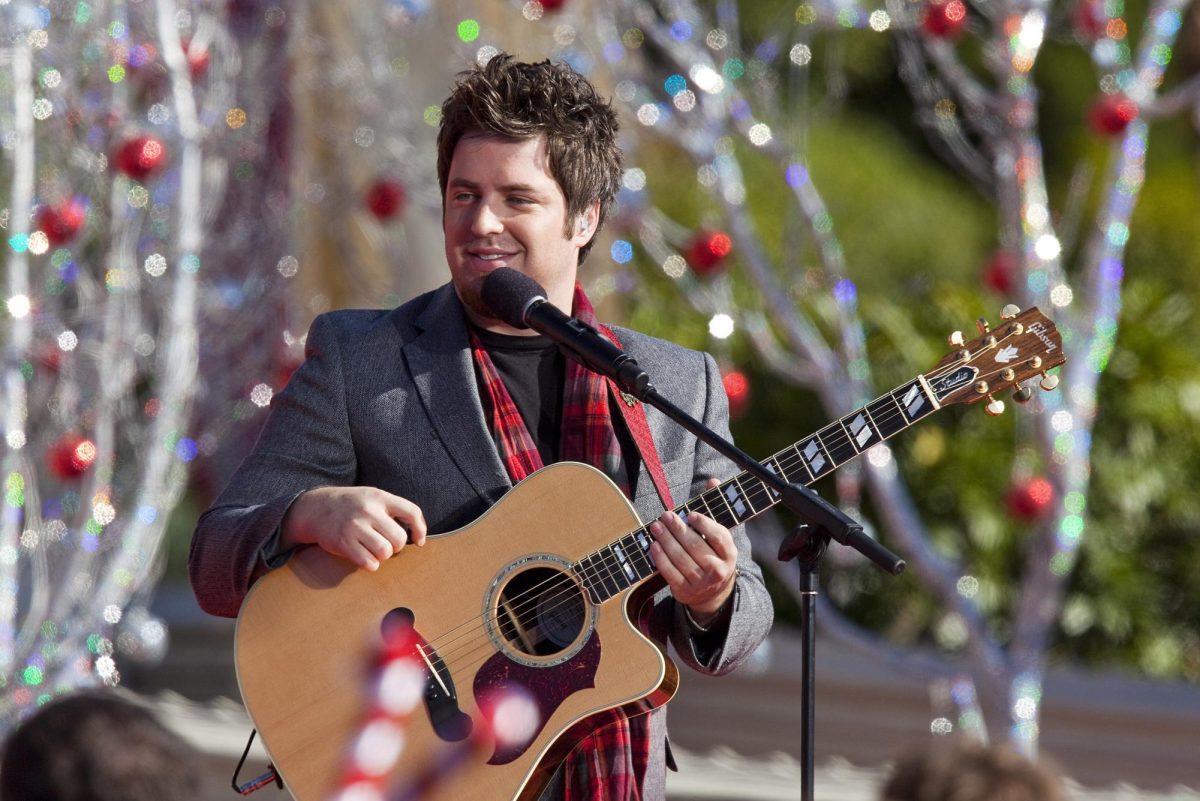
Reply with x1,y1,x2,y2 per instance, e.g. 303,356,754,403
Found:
611,543,637,583
842,409,880,452
632,529,655,575
577,554,606,603
821,422,858,466
761,457,788,496
797,435,833,479
739,477,764,514
626,531,655,577
588,550,622,600
752,461,784,511
894,379,936,423
775,446,812,487
707,485,738,529
867,395,908,439
597,550,625,596
717,480,754,524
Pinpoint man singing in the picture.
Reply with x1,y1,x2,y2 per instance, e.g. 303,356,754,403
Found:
191,53,772,801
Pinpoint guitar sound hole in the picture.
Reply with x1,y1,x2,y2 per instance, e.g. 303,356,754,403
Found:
496,567,585,658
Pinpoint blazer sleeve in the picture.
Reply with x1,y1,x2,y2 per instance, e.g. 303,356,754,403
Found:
188,313,358,618
663,351,773,675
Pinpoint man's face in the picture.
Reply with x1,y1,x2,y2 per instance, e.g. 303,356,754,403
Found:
443,134,598,333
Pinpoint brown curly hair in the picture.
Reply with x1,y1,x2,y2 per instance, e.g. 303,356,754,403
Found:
437,53,622,265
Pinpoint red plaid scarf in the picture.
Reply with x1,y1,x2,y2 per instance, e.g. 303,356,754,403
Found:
470,283,650,801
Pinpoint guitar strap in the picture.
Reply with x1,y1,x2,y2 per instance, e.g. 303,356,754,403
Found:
595,323,675,512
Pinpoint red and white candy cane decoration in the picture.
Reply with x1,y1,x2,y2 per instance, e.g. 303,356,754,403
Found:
327,622,547,801
329,627,426,801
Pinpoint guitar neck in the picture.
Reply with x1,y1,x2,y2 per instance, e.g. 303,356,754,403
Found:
575,374,942,603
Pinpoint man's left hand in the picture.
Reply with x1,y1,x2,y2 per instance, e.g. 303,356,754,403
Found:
648,480,737,622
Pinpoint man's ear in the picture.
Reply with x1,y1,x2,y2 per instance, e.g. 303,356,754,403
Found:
572,201,601,245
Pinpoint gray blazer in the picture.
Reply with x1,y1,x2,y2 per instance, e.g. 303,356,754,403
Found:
190,283,772,800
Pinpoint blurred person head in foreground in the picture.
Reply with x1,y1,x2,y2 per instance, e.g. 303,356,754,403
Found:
0,690,207,801
880,737,1068,801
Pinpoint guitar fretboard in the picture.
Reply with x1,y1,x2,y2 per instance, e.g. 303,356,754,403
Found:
574,376,939,603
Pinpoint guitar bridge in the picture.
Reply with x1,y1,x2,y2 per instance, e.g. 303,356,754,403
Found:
382,607,473,742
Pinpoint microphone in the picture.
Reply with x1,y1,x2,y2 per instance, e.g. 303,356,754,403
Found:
480,267,651,397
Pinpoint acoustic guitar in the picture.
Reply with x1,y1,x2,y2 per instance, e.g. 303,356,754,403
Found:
235,305,1065,801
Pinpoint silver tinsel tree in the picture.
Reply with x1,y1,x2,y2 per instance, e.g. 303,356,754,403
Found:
1,0,225,721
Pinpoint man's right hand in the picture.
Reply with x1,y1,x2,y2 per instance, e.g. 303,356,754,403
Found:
280,486,428,571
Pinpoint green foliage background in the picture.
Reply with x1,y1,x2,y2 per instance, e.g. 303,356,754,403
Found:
621,2,1200,681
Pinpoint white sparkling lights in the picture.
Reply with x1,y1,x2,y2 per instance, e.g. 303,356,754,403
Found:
708,314,735,339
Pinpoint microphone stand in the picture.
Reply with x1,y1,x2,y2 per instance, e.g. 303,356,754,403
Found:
484,268,906,798
586,355,906,801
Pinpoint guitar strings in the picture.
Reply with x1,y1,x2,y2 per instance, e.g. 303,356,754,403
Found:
426,347,1035,678
421,339,1039,675
417,334,1044,678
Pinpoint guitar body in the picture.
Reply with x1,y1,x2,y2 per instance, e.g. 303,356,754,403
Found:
235,463,678,801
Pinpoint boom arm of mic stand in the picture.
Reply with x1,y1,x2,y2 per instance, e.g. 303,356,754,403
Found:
638,385,905,576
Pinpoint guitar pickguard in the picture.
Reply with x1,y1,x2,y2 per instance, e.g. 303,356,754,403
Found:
474,630,601,765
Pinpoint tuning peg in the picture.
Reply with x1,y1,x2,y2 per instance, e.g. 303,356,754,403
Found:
976,318,991,334
985,396,1005,416
1040,372,1059,391
1000,304,1021,320
948,330,964,347
1012,386,1034,404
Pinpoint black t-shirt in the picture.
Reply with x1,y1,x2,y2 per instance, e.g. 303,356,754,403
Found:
471,325,640,490
472,326,565,464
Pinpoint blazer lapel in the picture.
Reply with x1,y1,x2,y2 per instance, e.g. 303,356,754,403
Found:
400,285,512,501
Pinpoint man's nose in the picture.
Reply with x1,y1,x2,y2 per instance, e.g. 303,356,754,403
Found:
469,201,504,236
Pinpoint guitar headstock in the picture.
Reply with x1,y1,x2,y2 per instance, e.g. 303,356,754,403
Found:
925,305,1066,416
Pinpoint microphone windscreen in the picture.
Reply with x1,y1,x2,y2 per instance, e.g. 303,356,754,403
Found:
480,268,544,329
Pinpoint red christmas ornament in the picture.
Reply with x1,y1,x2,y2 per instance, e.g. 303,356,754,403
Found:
684,230,733,276
48,434,98,480
181,38,210,79
365,179,407,220
35,198,87,246
1071,0,1107,41
1088,94,1139,136
539,0,568,10
1005,476,1055,522
37,344,63,373
922,0,969,38
114,135,168,180
722,370,752,420
983,249,1018,296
